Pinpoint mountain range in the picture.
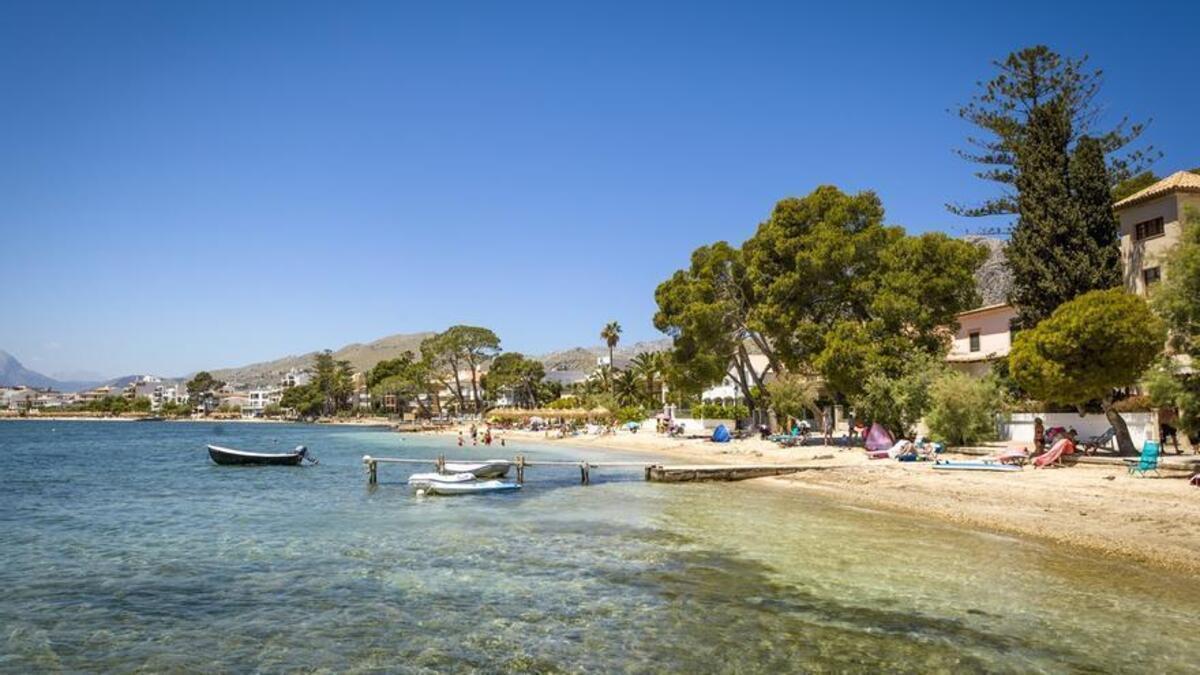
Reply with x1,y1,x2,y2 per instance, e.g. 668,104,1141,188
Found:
0,350,109,392
1,332,675,391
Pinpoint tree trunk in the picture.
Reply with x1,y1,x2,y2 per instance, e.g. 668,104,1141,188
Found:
468,360,480,414
608,346,615,396
1102,399,1137,456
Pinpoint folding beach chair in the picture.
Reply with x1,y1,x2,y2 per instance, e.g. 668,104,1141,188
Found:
1125,440,1162,477
1080,428,1115,455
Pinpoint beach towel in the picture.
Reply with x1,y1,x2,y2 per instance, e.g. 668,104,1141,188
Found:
1033,438,1074,468
712,424,731,443
864,423,895,452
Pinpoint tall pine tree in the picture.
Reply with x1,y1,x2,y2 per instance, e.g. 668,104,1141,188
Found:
956,46,1147,327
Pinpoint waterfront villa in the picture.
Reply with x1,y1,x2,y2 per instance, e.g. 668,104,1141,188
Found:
946,302,1019,377
1114,170,1200,296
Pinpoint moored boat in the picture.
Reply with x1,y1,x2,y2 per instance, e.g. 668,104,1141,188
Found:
442,460,511,478
407,472,476,485
207,444,313,466
420,479,522,496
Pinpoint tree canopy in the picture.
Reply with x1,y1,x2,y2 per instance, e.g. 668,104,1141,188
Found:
655,186,986,421
1010,288,1165,454
951,45,1154,218
482,352,546,409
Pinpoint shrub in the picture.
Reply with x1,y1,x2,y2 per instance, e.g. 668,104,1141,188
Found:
856,353,942,437
925,372,1002,446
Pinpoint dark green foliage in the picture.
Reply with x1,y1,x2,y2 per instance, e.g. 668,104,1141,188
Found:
482,352,546,409
1010,288,1165,454
926,372,1003,446
1111,171,1159,203
281,383,325,418
186,371,224,413
1007,127,1122,327
952,45,1155,218
654,242,771,413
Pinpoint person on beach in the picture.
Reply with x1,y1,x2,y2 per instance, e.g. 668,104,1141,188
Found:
1033,417,1045,454
822,407,833,446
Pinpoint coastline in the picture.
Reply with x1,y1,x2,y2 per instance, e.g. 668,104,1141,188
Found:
0,415,395,427
459,427,1200,575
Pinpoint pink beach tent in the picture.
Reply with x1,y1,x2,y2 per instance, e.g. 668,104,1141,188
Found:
864,423,895,452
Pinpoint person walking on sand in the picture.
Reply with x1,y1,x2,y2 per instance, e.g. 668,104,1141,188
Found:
822,407,833,447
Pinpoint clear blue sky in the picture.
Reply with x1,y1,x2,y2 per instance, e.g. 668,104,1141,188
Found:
3,0,1198,379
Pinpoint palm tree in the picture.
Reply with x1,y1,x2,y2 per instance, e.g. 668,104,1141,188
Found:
600,321,622,394
614,369,642,406
630,351,663,405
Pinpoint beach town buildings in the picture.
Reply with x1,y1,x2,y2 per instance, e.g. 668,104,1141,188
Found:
946,172,1200,377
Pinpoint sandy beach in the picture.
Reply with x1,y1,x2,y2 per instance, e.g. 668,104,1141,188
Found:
458,427,1200,575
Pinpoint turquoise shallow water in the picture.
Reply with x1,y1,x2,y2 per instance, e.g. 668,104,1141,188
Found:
1,421,1198,673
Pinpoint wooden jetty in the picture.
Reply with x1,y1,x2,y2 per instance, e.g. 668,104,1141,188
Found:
362,454,830,485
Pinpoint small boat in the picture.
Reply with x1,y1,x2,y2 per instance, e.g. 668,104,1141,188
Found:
207,444,314,466
407,472,476,485
420,479,522,496
932,460,1020,472
442,460,511,478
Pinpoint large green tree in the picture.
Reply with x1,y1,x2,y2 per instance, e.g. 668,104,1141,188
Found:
420,326,500,414
654,242,774,416
482,352,546,409
745,187,985,401
186,371,224,413
952,45,1154,218
954,46,1152,327
370,352,439,418
1010,288,1165,455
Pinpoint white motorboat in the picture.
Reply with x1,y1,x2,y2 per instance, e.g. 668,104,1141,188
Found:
442,460,511,478
407,472,476,486
421,479,522,496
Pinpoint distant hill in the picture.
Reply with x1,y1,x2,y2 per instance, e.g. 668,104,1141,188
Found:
203,333,673,386
537,339,672,372
208,332,436,386
0,350,100,392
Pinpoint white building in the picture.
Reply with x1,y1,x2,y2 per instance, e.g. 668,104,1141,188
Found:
700,354,772,404
246,388,283,415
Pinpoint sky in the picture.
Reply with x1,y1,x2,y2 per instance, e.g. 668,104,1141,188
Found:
2,0,1198,379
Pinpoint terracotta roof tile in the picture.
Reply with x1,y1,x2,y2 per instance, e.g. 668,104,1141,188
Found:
1114,171,1200,210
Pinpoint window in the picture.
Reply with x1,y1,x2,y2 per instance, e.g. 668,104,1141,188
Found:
1134,217,1165,241
1143,266,1161,286
969,331,981,352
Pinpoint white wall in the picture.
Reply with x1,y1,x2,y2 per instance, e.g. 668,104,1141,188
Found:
1002,412,1158,448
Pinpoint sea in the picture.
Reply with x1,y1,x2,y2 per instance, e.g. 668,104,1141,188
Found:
1,421,1197,673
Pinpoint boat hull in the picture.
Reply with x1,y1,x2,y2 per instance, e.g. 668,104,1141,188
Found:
443,460,511,478
207,445,307,466
421,479,522,496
